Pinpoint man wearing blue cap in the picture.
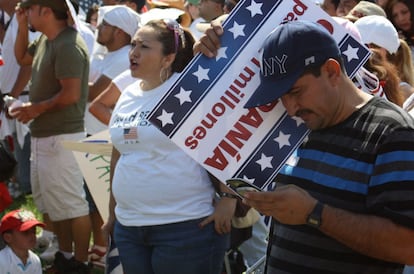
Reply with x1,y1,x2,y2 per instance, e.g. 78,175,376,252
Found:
195,20,414,273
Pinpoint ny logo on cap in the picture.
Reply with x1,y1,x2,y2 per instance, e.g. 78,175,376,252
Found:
262,54,288,77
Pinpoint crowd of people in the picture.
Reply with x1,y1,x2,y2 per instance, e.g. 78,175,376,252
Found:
0,0,414,273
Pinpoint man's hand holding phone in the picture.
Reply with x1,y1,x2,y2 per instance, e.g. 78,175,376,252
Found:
226,178,262,199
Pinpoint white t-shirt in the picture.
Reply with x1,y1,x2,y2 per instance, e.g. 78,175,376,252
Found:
113,69,137,92
0,15,38,146
0,246,42,274
89,45,130,84
86,46,131,135
77,20,95,56
109,73,215,226
0,15,40,94
100,46,131,80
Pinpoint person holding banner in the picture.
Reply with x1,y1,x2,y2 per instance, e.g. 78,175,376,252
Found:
104,19,233,274
195,20,414,273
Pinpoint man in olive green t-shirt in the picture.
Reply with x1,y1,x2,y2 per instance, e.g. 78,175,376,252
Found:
13,0,92,272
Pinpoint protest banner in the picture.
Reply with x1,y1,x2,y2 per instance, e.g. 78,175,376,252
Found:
62,131,111,220
73,151,110,220
147,0,370,189
61,129,112,156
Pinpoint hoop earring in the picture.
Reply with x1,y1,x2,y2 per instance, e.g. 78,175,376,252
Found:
160,68,170,83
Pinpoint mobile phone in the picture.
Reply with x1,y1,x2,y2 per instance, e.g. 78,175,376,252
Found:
226,178,262,198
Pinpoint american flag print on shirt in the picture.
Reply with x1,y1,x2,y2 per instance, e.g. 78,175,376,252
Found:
123,127,138,140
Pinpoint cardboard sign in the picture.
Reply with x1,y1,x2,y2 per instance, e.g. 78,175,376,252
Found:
62,130,112,157
147,0,370,189
62,130,112,220
73,151,111,220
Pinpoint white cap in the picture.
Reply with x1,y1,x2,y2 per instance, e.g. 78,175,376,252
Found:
354,15,400,54
98,5,141,38
140,8,185,25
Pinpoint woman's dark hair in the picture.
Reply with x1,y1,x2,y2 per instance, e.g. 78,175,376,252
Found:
86,4,100,24
145,19,195,73
385,0,414,46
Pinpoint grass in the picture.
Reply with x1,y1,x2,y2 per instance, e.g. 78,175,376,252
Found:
3,193,104,274
1,193,40,219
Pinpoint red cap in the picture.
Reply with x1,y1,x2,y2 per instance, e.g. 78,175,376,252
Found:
0,209,45,234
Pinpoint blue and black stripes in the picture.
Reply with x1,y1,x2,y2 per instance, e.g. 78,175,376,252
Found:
267,97,414,273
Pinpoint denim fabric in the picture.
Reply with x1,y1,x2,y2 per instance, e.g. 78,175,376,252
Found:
83,181,98,213
114,218,230,274
13,132,31,194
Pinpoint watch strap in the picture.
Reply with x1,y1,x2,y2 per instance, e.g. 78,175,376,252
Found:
306,201,324,228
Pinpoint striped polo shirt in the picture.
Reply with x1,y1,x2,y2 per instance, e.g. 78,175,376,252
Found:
268,96,414,274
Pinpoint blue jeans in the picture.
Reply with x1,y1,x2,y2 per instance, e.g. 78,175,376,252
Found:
114,218,230,274
13,132,31,194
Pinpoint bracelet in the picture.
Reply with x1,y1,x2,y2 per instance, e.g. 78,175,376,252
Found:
219,192,239,199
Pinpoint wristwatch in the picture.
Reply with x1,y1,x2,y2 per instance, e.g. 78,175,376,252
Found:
306,201,324,228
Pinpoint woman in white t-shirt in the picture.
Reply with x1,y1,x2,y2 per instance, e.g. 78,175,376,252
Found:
104,19,234,274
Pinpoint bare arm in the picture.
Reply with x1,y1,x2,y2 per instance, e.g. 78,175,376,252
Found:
102,147,120,243
321,204,414,265
14,7,33,66
8,65,32,98
199,173,237,234
89,82,121,125
244,184,414,265
14,77,82,123
88,75,112,102
109,147,120,222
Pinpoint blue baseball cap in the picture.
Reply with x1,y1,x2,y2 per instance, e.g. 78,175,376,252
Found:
244,21,342,108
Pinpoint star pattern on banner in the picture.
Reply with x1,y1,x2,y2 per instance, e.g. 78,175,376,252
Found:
229,21,246,39
338,34,370,77
274,131,291,149
256,153,273,171
174,87,192,105
157,109,174,127
246,0,263,17
193,65,210,83
342,44,359,63
216,47,228,61
236,115,309,188
242,176,256,184
291,116,305,127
